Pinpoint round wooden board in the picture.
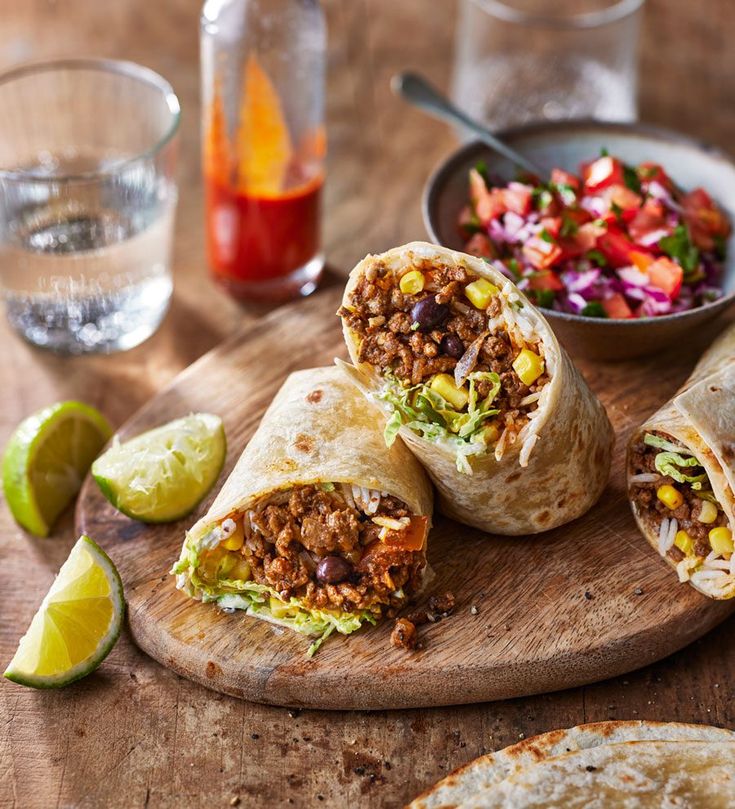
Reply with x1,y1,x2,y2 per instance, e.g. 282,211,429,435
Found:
76,287,735,710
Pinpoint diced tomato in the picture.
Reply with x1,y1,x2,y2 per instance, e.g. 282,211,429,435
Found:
602,293,635,319
529,271,564,292
629,250,654,272
602,184,642,219
581,156,625,192
382,516,428,552
551,168,580,190
522,236,563,270
681,187,731,249
637,161,672,190
597,228,637,268
628,199,665,243
559,220,605,257
469,168,506,225
464,232,496,259
647,256,683,299
539,216,562,238
501,182,533,216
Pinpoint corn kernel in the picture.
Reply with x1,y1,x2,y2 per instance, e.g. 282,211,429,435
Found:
464,278,499,310
231,559,251,581
222,521,245,550
430,373,469,410
399,270,425,295
512,348,545,386
674,530,694,556
697,499,719,525
709,526,733,556
481,422,500,445
657,484,683,510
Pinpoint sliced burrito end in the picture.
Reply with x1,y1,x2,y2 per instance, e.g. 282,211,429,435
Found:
173,367,433,653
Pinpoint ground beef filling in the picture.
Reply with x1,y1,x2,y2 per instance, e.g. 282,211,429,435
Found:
338,258,548,423
629,434,728,561
238,485,424,614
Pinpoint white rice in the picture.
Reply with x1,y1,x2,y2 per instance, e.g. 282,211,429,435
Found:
518,434,538,467
519,391,542,407
702,559,732,572
658,518,670,555
220,518,237,538
630,473,661,484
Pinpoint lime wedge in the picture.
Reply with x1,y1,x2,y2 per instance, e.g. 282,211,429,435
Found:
4,535,124,688
3,401,113,537
91,413,226,523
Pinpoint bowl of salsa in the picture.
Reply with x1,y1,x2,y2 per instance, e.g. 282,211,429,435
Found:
423,121,735,360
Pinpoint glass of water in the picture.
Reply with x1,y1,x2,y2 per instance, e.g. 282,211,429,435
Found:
452,0,644,130
0,59,179,354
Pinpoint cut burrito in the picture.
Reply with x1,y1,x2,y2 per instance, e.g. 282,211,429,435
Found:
172,367,433,654
337,241,613,535
628,322,735,598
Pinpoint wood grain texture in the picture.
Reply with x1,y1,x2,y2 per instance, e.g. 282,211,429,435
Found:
76,287,735,711
1,0,735,806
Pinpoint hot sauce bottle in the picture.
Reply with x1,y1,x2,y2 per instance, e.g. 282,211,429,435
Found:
201,0,326,303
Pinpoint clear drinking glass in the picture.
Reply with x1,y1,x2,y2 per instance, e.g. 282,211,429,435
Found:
0,59,180,354
452,0,644,130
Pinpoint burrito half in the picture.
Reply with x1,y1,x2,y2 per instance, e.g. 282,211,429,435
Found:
172,367,433,654
338,241,613,535
627,322,735,598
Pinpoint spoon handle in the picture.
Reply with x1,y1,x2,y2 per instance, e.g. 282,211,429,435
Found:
392,72,543,178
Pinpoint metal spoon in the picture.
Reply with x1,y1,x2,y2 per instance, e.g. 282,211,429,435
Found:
391,71,544,177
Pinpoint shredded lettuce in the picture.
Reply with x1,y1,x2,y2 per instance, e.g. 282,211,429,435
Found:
643,433,707,491
378,371,502,473
171,538,376,656
654,452,706,489
643,433,694,455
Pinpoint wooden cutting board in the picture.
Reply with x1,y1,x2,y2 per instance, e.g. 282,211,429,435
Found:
76,286,735,710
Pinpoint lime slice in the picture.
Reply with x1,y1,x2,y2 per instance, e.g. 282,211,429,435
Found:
91,413,226,523
3,401,113,537
4,535,124,688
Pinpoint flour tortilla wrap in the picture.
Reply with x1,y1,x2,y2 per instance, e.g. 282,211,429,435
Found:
627,321,735,598
409,720,735,809
456,740,735,808
339,242,613,535
173,366,433,652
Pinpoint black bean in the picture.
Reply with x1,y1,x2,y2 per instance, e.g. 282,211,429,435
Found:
410,296,449,332
440,333,464,358
315,555,352,584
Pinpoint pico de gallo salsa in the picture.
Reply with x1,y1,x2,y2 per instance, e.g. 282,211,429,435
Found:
458,151,731,318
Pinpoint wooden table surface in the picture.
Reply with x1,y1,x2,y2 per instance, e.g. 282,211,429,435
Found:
1,1,734,807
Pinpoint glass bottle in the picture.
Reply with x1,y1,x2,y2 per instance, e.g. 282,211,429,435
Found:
201,0,326,303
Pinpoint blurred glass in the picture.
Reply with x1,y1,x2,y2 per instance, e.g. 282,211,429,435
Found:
452,0,644,130
0,60,179,354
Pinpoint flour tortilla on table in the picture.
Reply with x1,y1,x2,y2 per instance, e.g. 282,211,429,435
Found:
339,242,614,536
408,720,735,809
457,740,735,808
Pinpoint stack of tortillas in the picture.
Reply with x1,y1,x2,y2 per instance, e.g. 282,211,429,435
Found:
408,720,735,808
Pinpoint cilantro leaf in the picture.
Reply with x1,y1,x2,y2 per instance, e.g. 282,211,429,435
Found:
539,228,553,243
659,224,700,274
581,301,606,318
623,164,641,193
585,249,608,267
533,289,555,308
599,147,609,157
560,214,579,238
